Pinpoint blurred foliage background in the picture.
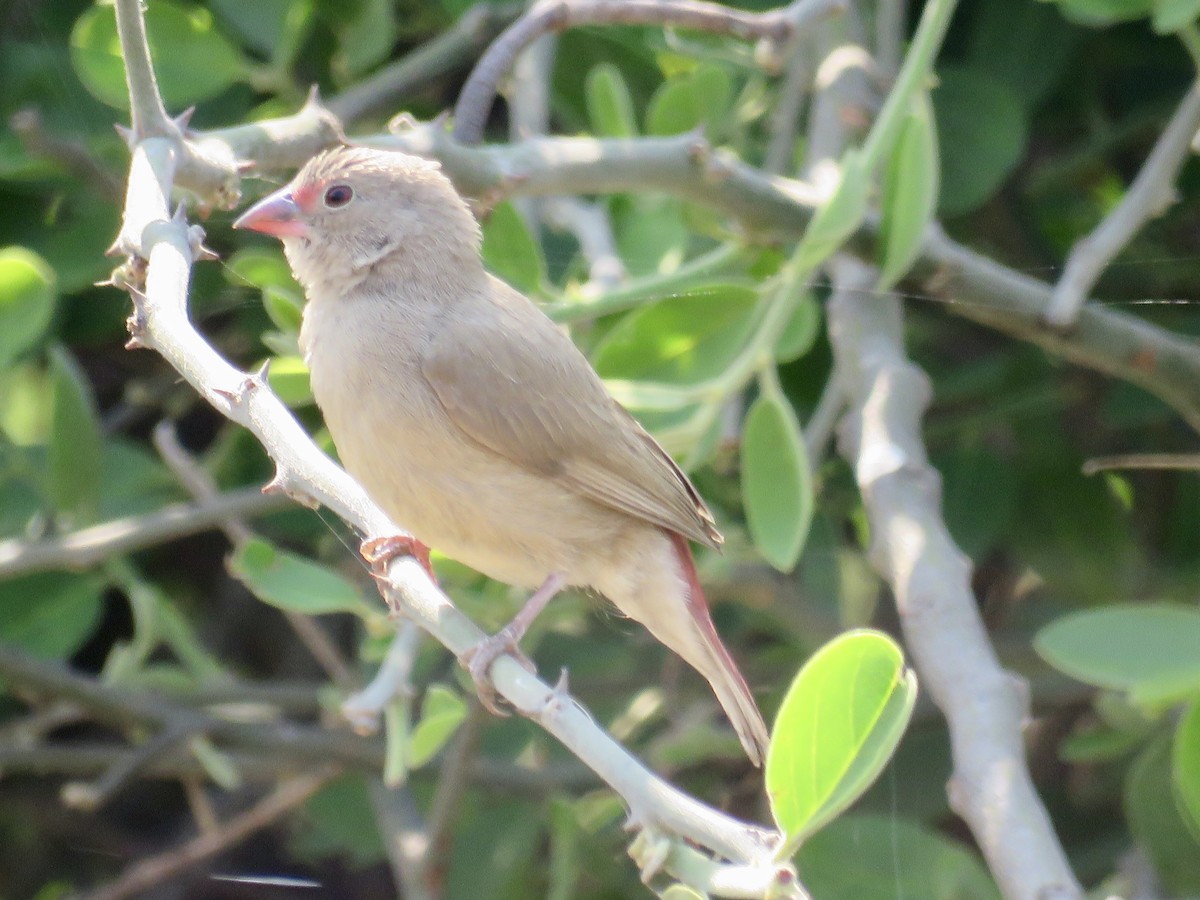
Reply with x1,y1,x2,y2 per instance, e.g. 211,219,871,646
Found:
3,0,1200,896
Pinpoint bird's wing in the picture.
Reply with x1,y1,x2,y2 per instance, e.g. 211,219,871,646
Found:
420,278,721,548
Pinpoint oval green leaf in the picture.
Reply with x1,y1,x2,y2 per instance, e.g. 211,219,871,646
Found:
793,150,871,272
773,291,820,364
0,247,56,368
71,0,246,110
47,346,103,525
482,202,545,296
408,684,468,768
593,283,761,386
877,92,939,290
933,66,1027,216
229,538,375,618
1153,0,1200,31
586,63,638,138
1174,699,1200,840
1034,604,1200,707
741,392,813,572
766,629,918,856
1126,736,1200,893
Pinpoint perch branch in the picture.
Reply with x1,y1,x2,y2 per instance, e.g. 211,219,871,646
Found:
1048,77,1200,327
827,254,1082,900
452,0,847,144
107,0,787,886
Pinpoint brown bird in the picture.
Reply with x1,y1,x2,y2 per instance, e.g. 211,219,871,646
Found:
233,146,769,764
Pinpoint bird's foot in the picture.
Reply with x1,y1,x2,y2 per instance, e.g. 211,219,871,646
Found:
361,535,437,584
458,626,537,716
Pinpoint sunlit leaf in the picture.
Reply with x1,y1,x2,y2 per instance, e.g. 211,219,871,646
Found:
586,63,638,137
482,202,545,295
1174,699,1200,840
877,91,939,289
793,150,871,271
266,355,313,407
767,630,917,855
0,247,56,368
408,684,468,768
70,0,247,110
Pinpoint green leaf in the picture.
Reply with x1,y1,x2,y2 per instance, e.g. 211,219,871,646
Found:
793,150,871,271
586,63,638,137
228,539,375,617
797,814,1000,900
1174,699,1200,840
646,63,732,136
0,572,105,660
933,66,1027,216
1035,604,1200,707
262,286,304,335
70,0,247,111
291,773,386,867
773,292,820,364
611,197,689,277
47,346,103,524
0,247,56,368
482,202,545,295
766,630,917,855
1153,0,1200,31
226,247,301,293
407,684,468,768
741,392,813,572
877,92,939,290
335,0,397,80
966,0,1077,111
266,355,313,407
937,446,1018,558
593,283,760,386
1126,736,1200,894
209,0,298,56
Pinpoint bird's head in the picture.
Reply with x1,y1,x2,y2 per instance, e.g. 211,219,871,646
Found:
234,146,484,295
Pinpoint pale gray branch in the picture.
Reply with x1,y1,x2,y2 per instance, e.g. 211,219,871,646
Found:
0,487,289,579
453,0,846,144
827,254,1082,900
1048,77,1200,327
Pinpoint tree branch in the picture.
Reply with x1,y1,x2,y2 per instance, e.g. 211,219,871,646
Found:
106,0,788,887
452,0,846,144
827,254,1082,900
0,487,290,579
1047,76,1200,327
79,768,335,900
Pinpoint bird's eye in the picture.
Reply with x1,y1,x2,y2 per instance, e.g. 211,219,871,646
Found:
323,184,353,208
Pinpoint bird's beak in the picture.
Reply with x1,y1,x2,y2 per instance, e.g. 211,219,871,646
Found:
233,189,309,238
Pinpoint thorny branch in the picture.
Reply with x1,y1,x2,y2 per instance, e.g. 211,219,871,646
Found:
99,0,793,894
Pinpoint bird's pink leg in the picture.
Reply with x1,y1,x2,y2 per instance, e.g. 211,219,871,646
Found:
460,572,566,715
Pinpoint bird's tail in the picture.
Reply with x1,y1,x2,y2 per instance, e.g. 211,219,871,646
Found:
663,532,770,766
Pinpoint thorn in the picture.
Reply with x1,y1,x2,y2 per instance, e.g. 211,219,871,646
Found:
172,106,195,133
212,386,239,404
124,336,144,350
432,109,451,129
388,112,418,134
171,203,188,223
255,358,271,384
194,242,220,262
104,239,124,258
303,84,322,109
94,276,116,289
113,123,135,148
552,667,570,698
234,158,257,174
685,129,711,165
261,473,286,495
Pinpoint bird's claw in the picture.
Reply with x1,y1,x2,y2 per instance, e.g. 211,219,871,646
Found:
361,535,437,583
459,626,537,716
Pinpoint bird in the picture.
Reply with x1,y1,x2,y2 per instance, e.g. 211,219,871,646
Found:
233,145,769,764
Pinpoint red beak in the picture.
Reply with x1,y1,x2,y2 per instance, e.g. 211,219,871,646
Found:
233,189,308,238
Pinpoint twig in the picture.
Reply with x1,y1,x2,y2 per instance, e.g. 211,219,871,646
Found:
764,36,814,174
79,768,336,900
1081,453,1200,475
341,622,423,733
874,0,907,78
153,421,356,688
369,780,437,900
327,4,523,126
801,367,845,459
827,254,1082,900
1047,77,1200,327
0,487,290,579
109,0,786,883
9,108,122,198
453,0,847,144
